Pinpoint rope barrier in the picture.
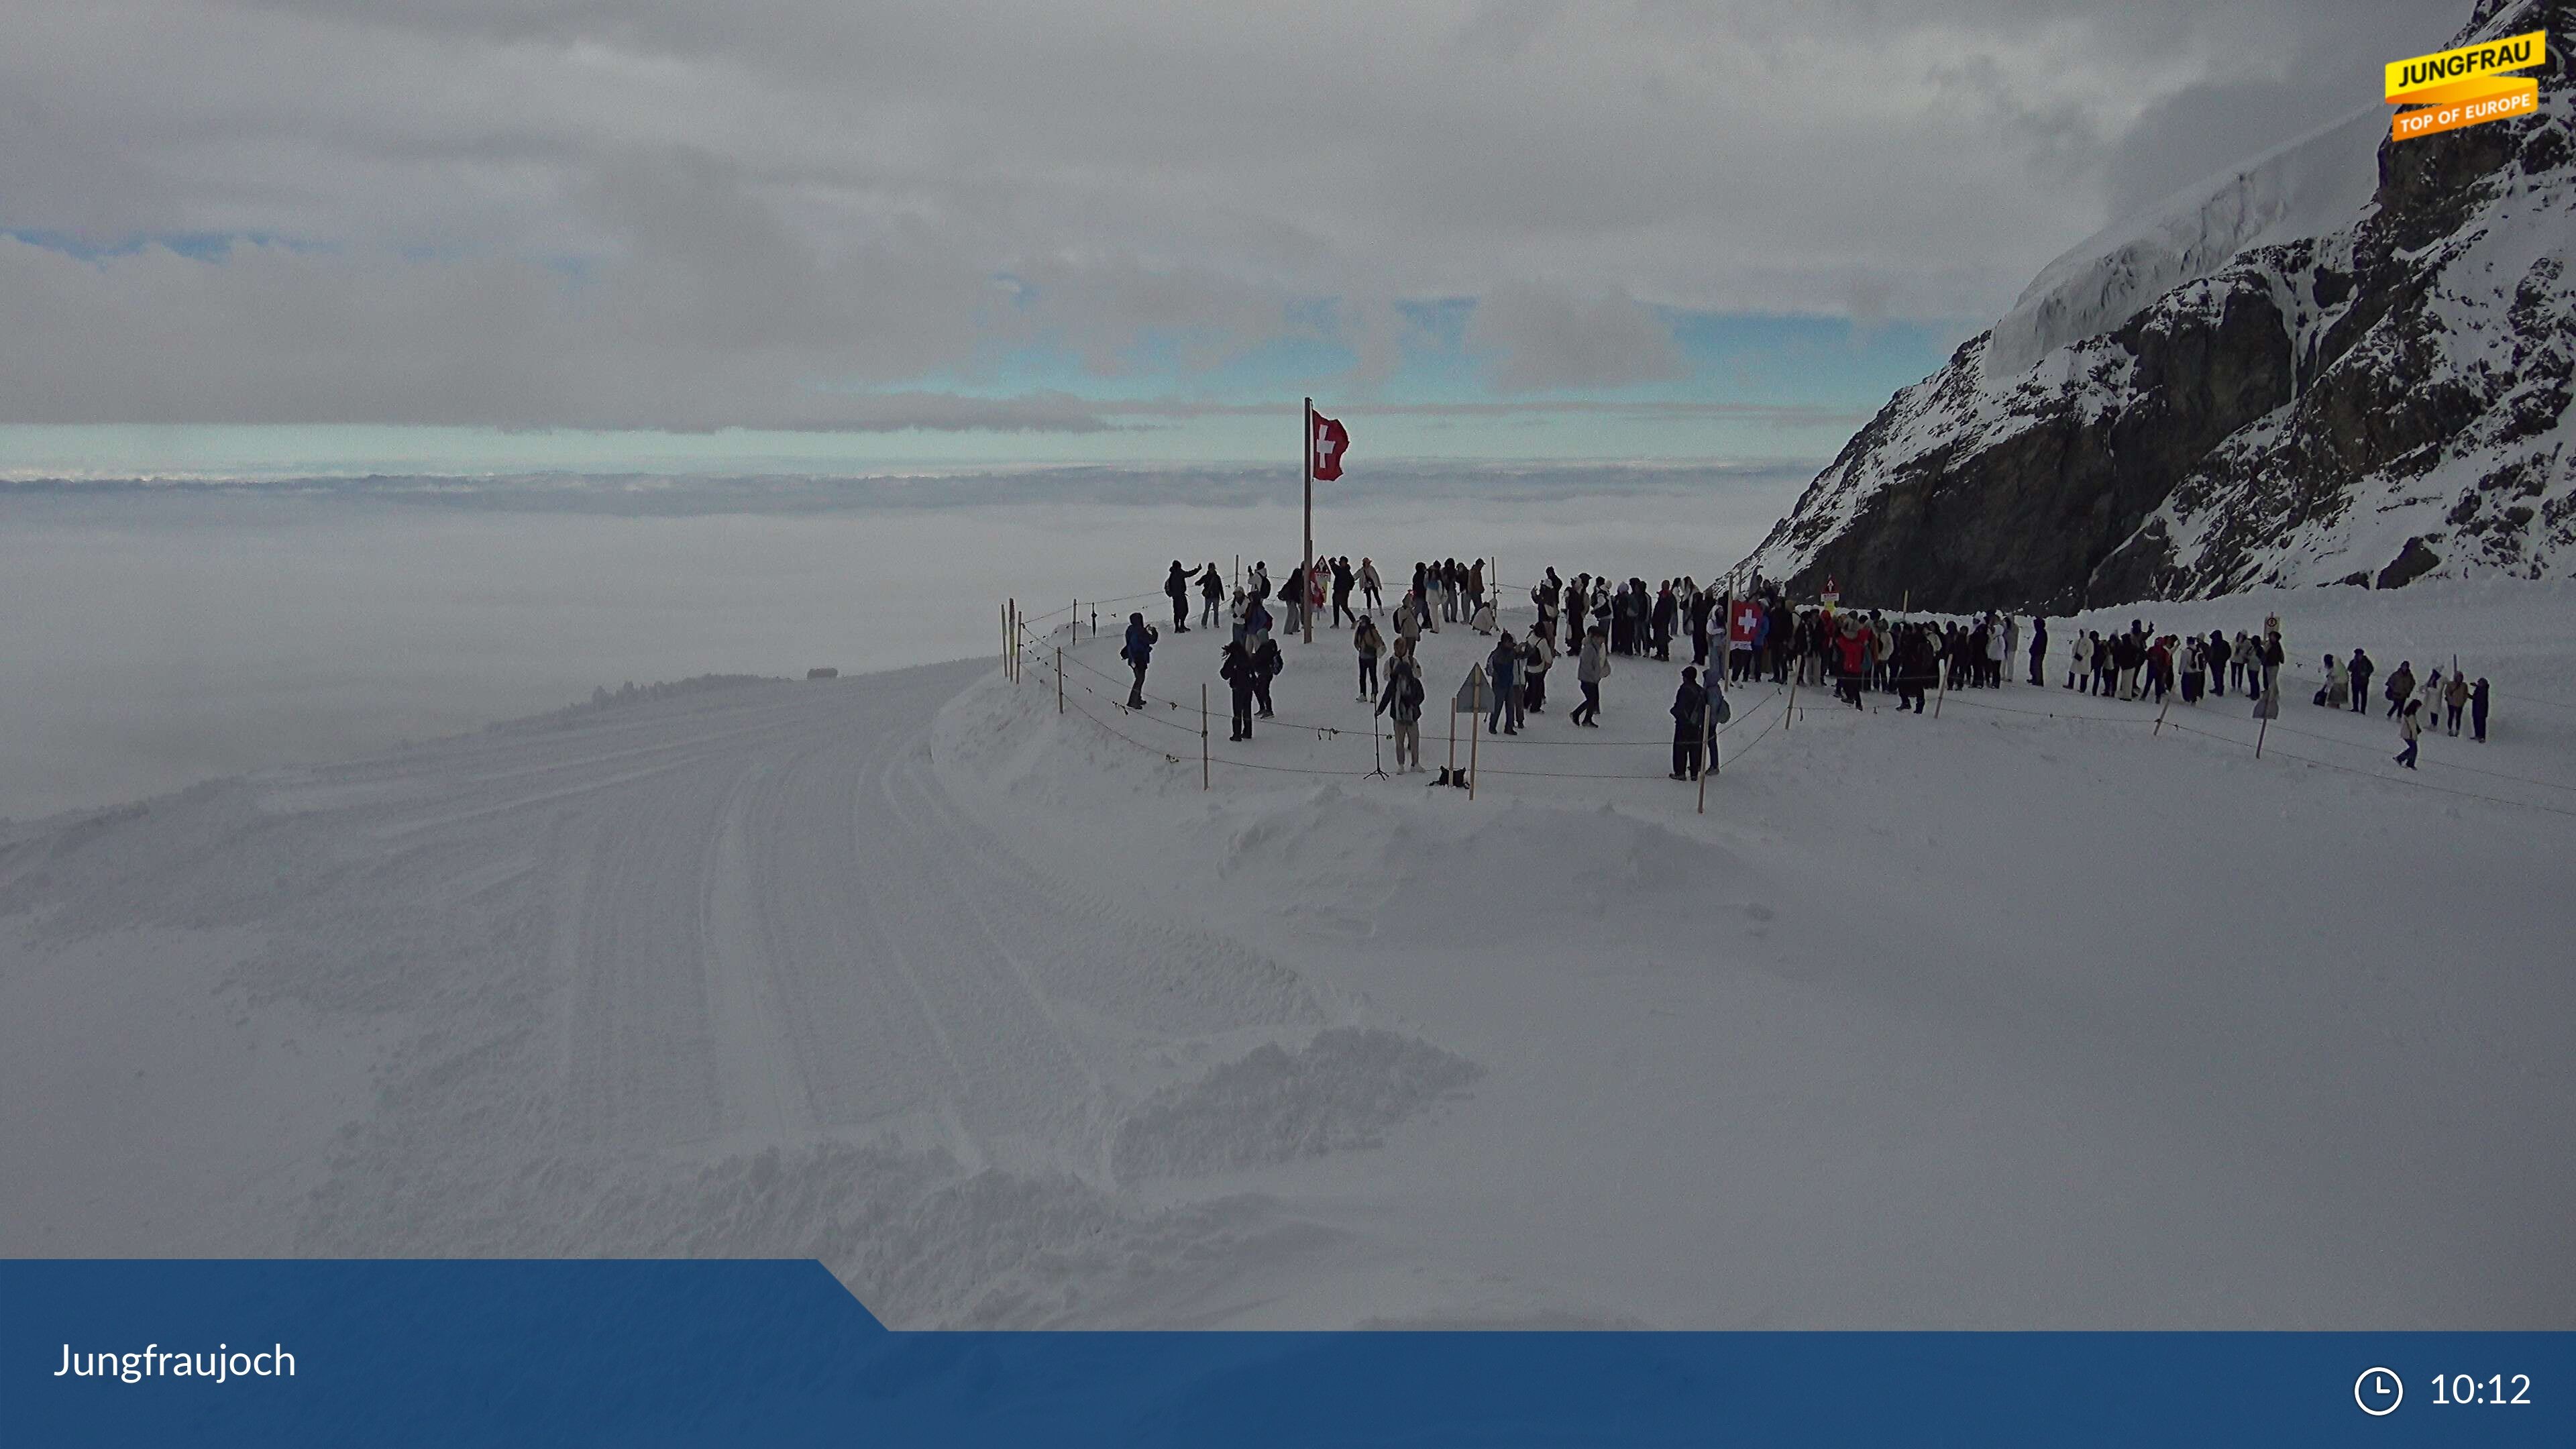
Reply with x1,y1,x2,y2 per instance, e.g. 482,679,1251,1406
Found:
1011,584,2576,814
2155,717,2576,820
1026,618,1788,749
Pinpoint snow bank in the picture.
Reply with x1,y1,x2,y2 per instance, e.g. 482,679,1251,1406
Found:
1112,1027,1481,1181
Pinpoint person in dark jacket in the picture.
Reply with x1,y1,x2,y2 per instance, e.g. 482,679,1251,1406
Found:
1120,612,1158,708
2205,630,2231,696
1485,632,1523,735
2027,617,2049,685
1670,667,1708,780
1198,561,1225,627
1252,635,1282,718
2471,678,2490,741
2346,647,2373,713
1163,561,1199,631
1220,640,1256,741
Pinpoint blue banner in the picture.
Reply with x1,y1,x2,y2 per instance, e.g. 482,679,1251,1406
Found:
8,1260,2568,1446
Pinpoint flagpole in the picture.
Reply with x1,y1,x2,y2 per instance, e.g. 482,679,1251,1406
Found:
1302,396,1315,646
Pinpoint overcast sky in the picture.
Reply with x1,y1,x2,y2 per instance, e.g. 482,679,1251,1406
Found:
0,0,2445,462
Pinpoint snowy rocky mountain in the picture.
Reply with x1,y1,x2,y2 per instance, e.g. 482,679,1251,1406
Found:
1741,0,2576,612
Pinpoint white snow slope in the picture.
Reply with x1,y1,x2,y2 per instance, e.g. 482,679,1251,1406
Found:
5,581,2573,1328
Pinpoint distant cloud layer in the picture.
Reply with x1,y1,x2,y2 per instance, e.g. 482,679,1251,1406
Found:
0,0,2439,429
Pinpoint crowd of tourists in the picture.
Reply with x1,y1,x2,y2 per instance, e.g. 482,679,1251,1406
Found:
1110,559,2502,783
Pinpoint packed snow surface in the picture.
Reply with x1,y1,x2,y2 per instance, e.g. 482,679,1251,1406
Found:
5,577,2572,1328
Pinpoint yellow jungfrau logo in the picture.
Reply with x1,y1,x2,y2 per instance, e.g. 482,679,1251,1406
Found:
2386,30,2546,142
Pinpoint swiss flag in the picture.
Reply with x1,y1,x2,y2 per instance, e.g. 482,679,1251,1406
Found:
1309,411,1350,481
1729,599,1764,645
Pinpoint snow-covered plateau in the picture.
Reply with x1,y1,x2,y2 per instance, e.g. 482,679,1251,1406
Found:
7,574,2570,1328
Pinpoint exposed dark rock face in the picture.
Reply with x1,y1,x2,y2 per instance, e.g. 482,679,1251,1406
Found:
1743,0,2574,611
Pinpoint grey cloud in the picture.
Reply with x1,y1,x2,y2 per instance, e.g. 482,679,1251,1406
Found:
0,0,2469,428
2097,1,2432,220
1466,285,1686,393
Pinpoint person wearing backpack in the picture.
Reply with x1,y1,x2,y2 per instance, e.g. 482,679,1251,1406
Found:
1119,612,1158,708
1163,561,1200,632
1377,641,1425,771
2444,670,2469,735
1521,629,1554,714
1670,666,1708,780
1353,614,1385,702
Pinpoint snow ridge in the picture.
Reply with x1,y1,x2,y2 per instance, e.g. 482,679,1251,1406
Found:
1743,0,2576,610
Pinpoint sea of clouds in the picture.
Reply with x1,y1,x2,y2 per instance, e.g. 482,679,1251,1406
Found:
0,464,1807,817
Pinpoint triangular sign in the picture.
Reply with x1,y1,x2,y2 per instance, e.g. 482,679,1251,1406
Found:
1452,663,1488,713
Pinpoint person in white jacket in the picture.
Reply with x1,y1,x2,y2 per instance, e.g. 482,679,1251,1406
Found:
2067,631,2091,690
1571,625,1610,727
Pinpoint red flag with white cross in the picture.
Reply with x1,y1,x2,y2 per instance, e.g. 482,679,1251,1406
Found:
1309,411,1350,482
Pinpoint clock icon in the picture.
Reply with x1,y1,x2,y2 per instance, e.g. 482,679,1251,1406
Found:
2355,1366,2404,1416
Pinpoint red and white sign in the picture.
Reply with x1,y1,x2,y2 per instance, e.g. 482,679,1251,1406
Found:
1309,411,1350,481
1728,599,1764,645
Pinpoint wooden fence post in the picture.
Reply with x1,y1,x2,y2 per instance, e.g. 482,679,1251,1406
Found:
1697,723,1711,814
1468,680,1481,800
1448,690,1458,777
1200,684,1210,790
1057,648,1064,715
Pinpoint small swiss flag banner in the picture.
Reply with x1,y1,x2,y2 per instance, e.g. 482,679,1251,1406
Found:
1729,599,1764,645
1309,411,1350,481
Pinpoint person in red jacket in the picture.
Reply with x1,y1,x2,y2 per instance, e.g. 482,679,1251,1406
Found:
1833,616,1872,708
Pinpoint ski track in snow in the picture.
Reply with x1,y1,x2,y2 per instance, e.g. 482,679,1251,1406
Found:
0,662,1448,1327
5,577,2573,1328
